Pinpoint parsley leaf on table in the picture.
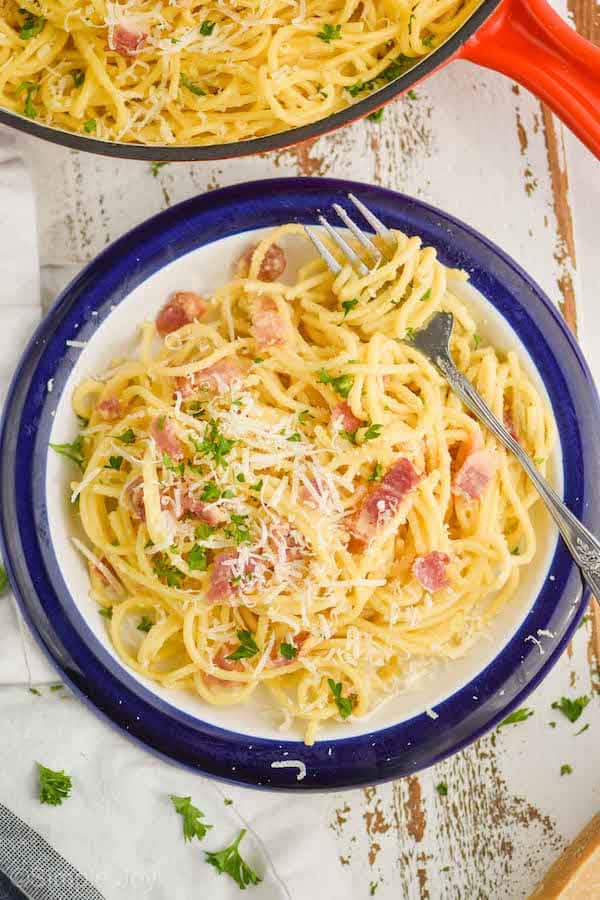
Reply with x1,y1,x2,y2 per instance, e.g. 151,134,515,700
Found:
205,828,262,889
50,435,84,470
37,763,72,806
551,695,590,723
170,795,212,842
0,563,8,594
436,782,448,796
497,707,533,729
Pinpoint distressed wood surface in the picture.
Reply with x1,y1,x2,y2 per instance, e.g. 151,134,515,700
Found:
18,0,599,896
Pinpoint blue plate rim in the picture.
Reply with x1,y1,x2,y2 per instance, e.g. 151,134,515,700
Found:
1,176,597,791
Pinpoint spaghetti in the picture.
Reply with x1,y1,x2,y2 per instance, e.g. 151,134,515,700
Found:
1,0,481,146
56,224,555,743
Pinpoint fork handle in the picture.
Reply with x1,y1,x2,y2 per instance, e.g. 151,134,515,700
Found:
436,354,600,598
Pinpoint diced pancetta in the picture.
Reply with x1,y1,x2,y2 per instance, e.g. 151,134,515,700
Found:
453,448,496,501
352,457,420,542
97,396,122,421
412,551,450,592
155,291,207,336
203,644,244,686
331,402,362,433
503,410,519,443
110,25,147,57
250,296,286,347
236,244,286,282
151,417,184,461
181,491,227,526
176,357,245,397
205,549,241,604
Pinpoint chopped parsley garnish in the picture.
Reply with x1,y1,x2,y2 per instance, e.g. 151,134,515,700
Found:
316,23,341,42
533,457,545,465
317,369,353,399
157,415,166,430
199,19,216,35
15,80,39,118
279,642,298,660
162,452,185,476
153,554,184,588
253,357,264,364
435,782,448,796
117,428,136,444
497,707,533,729
549,721,556,728
406,89,417,101
423,34,435,48
316,84,327,98
0,564,8,594
367,109,384,122
227,630,260,660
341,298,359,319
575,723,589,736
473,333,481,349
180,73,206,97
205,828,262,889
192,420,235,467
236,473,246,483
71,69,85,87
29,687,41,696
224,797,233,806
195,522,216,540
420,289,431,301
249,479,263,492
137,615,153,633
362,423,382,442
37,763,72,806
328,678,354,719
511,547,520,555
287,432,302,442
368,462,383,482
83,119,96,133
224,514,251,545
98,607,113,620
20,11,46,40
200,482,221,502
298,410,312,425
560,764,572,776
170,794,212,842
405,327,415,342
551,695,590,723
107,455,123,470
370,883,378,896
188,543,208,571
341,429,358,444
50,435,84,470
346,55,414,98
150,161,169,177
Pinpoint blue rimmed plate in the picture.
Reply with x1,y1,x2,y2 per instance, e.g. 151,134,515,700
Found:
1,178,598,790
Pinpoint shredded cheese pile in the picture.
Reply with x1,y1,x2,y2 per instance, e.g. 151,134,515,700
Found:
1,0,481,145
58,223,555,744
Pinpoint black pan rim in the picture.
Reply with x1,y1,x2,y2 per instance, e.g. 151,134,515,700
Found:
0,0,503,162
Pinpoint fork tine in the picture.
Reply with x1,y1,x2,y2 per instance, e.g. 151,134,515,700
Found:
304,225,342,275
318,215,370,276
332,204,382,261
348,193,393,240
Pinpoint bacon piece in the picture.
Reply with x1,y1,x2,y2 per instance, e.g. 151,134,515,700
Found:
181,491,227,526
110,25,147,57
151,417,184,461
205,549,241,605
453,448,496,501
453,429,484,472
250,296,286,348
352,457,420,542
236,244,286,282
331,402,362,433
176,357,245,398
90,556,118,587
413,551,450,593
125,476,145,520
269,631,310,668
97,396,122,421
503,410,519,443
155,291,207,336
203,643,244,686
269,520,305,561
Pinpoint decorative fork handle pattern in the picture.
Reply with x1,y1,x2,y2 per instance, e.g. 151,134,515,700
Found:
435,353,600,599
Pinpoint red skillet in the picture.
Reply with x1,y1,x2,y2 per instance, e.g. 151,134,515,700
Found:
0,0,599,161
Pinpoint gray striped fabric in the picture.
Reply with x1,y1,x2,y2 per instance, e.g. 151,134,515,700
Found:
0,805,105,900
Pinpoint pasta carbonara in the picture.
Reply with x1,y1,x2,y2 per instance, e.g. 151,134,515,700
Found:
1,0,480,145
55,224,555,744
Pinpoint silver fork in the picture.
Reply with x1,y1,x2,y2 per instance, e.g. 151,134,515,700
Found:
304,198,600,600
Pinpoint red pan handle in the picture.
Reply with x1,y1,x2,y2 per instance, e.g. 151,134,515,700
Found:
458,0,600,158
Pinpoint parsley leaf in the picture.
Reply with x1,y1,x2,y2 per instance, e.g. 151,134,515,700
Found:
181,73,206,97
317,23,341,42
249,479,263,492
224,514,251,545
298,410,312,425
236,473,246,482
287,432,302,442
152,554,184,588
227,630,260,660
195,522,216,541
162,452,185,476
551,695,590,723
328,678,354,718
0,563,8,594
560,763,572,776
98,607,113,620
37,763,72,806
346,55,414,97
15,80,39,118
71,68,85,87
473,333,481,349
117,428,136,444
20,11,45,40
436,782,448,796
280,642,297,660
192,420,235,467
575,723,589,736
362,423,382,442
170,794,212,842
137,615,153,633
367,109,384,122
150,161,169,177
420,288,431,301
188,543,208,571
405,327,415,342
200,482,221,502
83,119,96,133
50,435,84,470
317,369,353,399
368,462,383,482
497,707,533,729
406,89,417,101
199,19,216,35
341,298,359,319
205,828,261,889
107,455,123,470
